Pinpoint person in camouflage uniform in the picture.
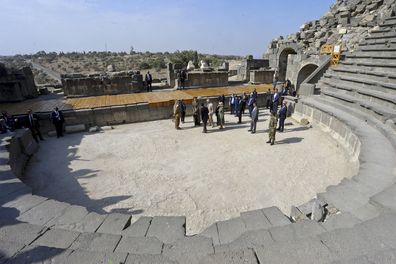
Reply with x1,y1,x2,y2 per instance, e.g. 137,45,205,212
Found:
173,100,181,130
192,97,200,126
267,111,277,145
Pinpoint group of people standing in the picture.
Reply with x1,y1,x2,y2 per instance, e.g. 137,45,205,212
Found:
172,88,288,145
0,107,65,142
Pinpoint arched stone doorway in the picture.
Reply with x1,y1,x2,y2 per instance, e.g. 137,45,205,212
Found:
278,48,297,82
296,63,319,91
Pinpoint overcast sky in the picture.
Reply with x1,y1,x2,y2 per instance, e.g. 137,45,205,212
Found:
0,0,335,57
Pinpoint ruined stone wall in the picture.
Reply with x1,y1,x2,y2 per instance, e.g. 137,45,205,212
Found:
0,64,38,102
264,0,396,92
61,71,144,98
236,59,269,82
183,71,228,89
249,70,275,84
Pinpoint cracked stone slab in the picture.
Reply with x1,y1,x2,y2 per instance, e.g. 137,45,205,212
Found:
2,194,48,215
146,216,186,243
9,245,72,264
0,240,26,263
17,199,70,226
70,232,121,252
0,222,46,245
115,236,163,255
215,229,273,253
199,248,259,264
269,220,326,242
163,235,214,264
65,249,128,264
255,237,336,263
68,212,106,233
217,217,247,245
125,254,177,264
240,209,272,231
200,223,220,246
322,212,361,231
261,206,291,227
46,205,89,229
31,228,80,249
96,213,131,235
122,216,152,237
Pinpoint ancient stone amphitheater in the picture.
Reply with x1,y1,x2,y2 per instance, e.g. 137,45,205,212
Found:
1,1,396,264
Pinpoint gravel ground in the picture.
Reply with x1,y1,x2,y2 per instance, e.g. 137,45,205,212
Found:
26,110,359,234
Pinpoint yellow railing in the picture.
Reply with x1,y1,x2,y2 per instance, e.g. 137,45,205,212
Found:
320,44,341,67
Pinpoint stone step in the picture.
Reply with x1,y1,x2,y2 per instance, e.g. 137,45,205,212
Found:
255,237,335,264
67,211,107,233
16,199,70,226
322,75,396,104
366,33,396,40
145,216,186,244
321,212,361,231
268,219,326,242
1,194,48,216
122,216,152,237
96,213,131,235
214,229,273,253
30,228,80,249
370,184,396,212
320,86,396,120
7,245,73,264
199,248,259,264
216,217,247,245
360,45,396,52
114,236,163,255
261,206,291,227
162,236,214,264
71,232,122,253
0,240,26,263
240,209,272,231
46,204,89,229
0,222,46,245
385,16,396,22
319,224,391,260
333,64,396,79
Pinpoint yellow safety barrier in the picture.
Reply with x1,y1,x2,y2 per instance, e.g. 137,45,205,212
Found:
321,44,342,67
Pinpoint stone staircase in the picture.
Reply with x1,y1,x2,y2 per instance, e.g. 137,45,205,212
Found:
316,15,396,129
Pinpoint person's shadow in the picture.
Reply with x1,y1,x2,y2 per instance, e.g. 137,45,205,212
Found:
276,137,304,144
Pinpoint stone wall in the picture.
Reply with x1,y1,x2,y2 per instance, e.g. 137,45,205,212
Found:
0,63,38,102
236,59,269,82
181,71,228,89
61,71,144,98
24,93,271,134
249,70,275,84
263,0,396,91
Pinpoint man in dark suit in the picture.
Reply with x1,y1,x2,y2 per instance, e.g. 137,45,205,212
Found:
237,96,243,124
278,101,288,132
200,103,209,133
51,107,64,138
272,88,280,113
266,88,272,109
145,71,152,92
25,109,44,142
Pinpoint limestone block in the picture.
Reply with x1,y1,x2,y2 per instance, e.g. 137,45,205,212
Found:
47,131,57,137
89,126,99,133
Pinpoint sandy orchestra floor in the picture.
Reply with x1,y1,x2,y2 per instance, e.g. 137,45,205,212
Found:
26,110,359,234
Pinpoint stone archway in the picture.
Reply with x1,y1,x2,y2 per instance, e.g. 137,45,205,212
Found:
296,63,319,91
278,48,297,82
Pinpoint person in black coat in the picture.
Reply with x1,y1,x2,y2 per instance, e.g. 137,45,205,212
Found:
145,71,153,92
51,107,65,138
272,88,281,113
237,96,243,124
25,109,44,142
200,103,209,133
278,101,288,132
